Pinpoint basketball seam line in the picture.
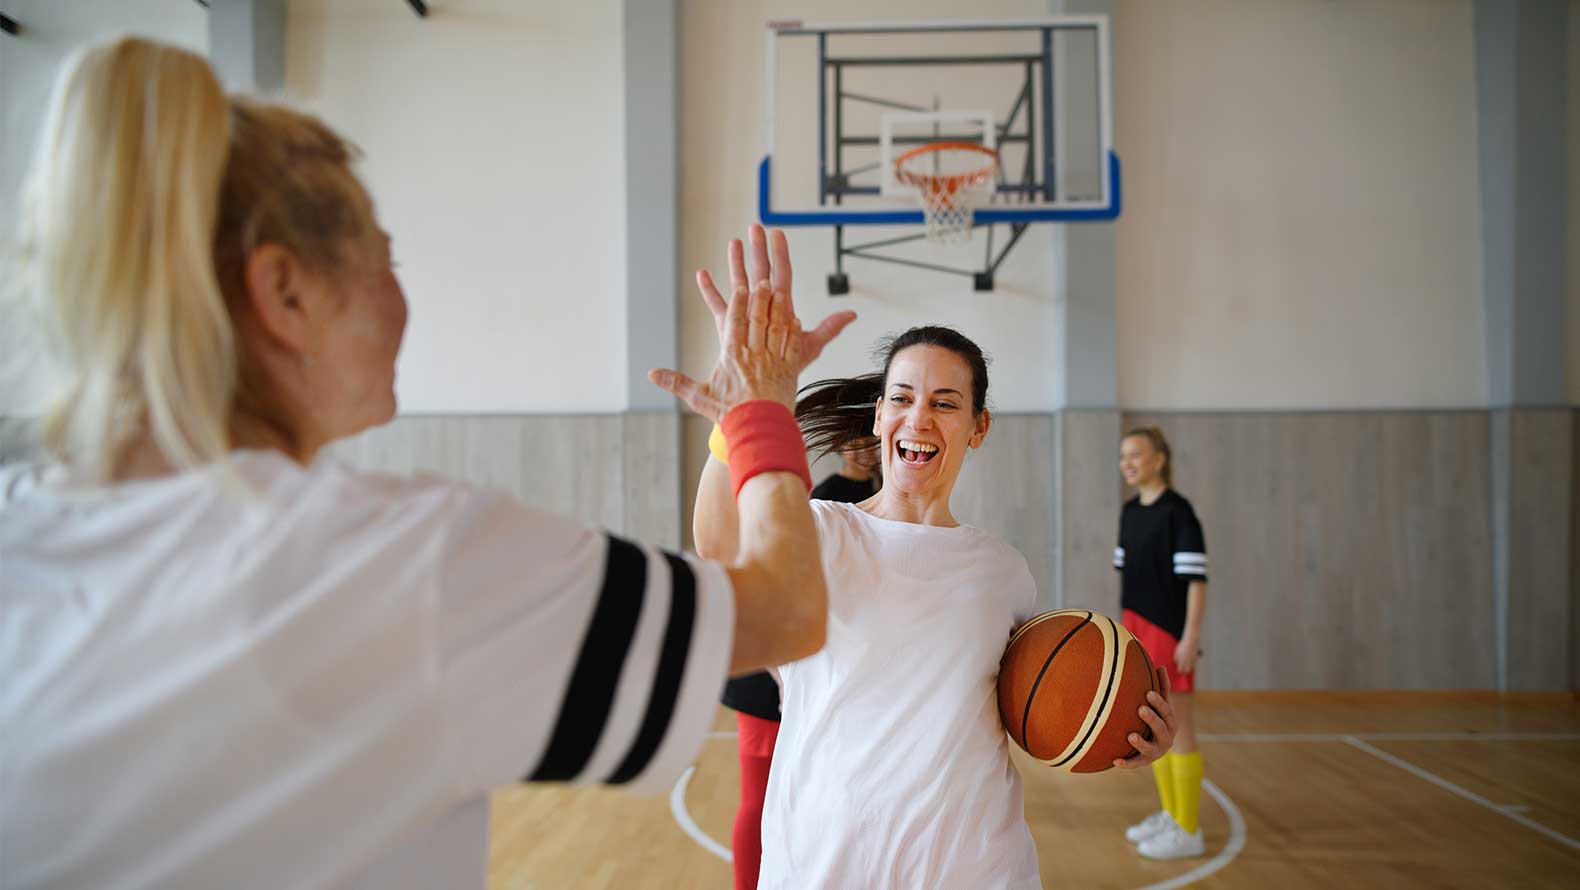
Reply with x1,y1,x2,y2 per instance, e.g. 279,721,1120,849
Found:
1053,613,1121,768
1019,611,1092,755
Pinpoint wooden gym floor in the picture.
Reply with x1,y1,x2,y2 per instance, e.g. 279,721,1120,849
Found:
486,692,1580,889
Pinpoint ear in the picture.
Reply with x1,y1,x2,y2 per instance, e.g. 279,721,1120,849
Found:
242,243,314,354
969,409,993,449
872,394,884,436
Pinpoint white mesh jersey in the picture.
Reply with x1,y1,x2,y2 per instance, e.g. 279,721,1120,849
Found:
0,450,734,890
759,500,1043,890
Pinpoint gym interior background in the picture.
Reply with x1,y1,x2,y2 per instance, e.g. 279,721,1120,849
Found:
1,0,1576,886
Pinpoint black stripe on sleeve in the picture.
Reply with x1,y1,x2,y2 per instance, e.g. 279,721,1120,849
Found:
527,535,648,782
608,552,698,784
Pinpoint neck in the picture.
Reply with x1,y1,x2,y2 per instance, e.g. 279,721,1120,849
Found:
108,409,314,484
1137,481,1168,505
862,485,958,527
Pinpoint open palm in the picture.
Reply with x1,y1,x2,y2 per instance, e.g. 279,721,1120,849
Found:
696,226,855,381
649,225,856,422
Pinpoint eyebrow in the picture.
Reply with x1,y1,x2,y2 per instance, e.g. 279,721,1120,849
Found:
889,383,964,398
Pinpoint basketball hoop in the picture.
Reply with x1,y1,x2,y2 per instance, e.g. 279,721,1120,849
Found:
893,141,1000,243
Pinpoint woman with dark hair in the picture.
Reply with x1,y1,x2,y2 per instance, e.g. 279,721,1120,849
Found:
691,293,1179,888
719,444,877,890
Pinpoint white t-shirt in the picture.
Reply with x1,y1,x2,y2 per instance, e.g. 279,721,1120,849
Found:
0,450,734,890
759,500,1042,890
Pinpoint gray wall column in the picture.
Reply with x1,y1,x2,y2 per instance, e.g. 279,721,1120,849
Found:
207,0,285,94
1475,0,1573,690
623,0,682,547
1049,0,1121,613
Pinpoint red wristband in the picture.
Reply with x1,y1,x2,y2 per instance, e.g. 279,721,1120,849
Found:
719,400,812,497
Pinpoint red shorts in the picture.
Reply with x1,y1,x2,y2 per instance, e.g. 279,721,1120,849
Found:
1122,609,1195,693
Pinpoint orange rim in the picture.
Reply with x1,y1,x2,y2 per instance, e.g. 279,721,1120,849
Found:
893,141,999,194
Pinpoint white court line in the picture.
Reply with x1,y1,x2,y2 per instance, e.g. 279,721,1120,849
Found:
669,766,733,862
1202,731,1580,743
673,734,1248,888
1342,736,1580,853
1132,778,1246,890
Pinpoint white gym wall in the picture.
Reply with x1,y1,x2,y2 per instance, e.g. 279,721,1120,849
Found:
1114,0,1486,411
287,0,628,414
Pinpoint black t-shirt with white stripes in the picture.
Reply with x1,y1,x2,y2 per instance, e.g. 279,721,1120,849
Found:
1113,489,1208,640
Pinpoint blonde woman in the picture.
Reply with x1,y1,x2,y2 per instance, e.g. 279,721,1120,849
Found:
1115,427,1210,860
0,39,854,889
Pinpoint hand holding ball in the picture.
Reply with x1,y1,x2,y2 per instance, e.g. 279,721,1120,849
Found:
998,609,1176,772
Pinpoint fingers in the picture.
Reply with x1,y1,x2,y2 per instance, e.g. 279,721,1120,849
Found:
747,281,773,352
748,223,772,289
725,283,750,350
1136,701,1170,746
801,310,859,362
727,239,747,291
1156,666,1173,702
766,289,792,357
696,269,727,325
647,369,720,420
769,228,793,309
1147,687,1177,727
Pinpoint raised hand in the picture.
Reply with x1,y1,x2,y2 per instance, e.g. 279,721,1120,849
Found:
696,225,855,377
649,224,856,421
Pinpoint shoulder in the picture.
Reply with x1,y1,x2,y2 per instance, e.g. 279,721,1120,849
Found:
1164,489,1201,516
973,530,1038,612
249,451,466,529
969,527,1036,580
246,452,603,569
809,497,860,524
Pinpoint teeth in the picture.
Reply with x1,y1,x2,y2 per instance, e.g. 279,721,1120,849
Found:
898,440,938,454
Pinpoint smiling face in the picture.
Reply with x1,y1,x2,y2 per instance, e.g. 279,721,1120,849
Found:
873,344,990,502
1119,434,1166,489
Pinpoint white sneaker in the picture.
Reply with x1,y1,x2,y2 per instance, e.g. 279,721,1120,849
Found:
1137,819,1205,860
1124,810,1173,845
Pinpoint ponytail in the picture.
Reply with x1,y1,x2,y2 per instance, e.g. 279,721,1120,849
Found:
22,38,234,479
796,373,885,465
18,38,375,481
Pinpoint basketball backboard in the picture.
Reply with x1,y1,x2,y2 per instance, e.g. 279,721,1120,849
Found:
760,17,1119,229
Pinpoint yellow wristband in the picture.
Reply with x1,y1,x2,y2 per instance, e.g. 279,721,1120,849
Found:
708,423,729,464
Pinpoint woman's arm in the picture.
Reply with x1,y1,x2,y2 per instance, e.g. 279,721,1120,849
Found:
654,225,853,674
694,456,740,563
1175,580,1207,674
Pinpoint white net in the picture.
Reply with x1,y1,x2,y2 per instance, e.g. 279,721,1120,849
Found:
895,143,999,243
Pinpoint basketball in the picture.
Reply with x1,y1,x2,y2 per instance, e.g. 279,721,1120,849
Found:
999,609,1159,773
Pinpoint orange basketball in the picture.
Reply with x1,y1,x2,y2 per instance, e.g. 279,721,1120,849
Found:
998,609,1159,773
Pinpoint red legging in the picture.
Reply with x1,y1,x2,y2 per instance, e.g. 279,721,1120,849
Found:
732,712,780,890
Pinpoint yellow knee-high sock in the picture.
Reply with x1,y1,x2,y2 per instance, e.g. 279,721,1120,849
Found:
1171,752,1204,833
1151,752,1176,817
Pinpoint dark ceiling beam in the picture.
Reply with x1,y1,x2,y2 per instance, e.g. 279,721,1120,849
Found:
2,13,19,35
406,0,427,17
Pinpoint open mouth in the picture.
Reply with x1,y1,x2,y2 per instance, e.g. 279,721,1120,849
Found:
896,438,939,466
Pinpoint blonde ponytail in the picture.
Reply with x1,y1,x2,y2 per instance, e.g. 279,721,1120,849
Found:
21,38,235,480
18,37,375,481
